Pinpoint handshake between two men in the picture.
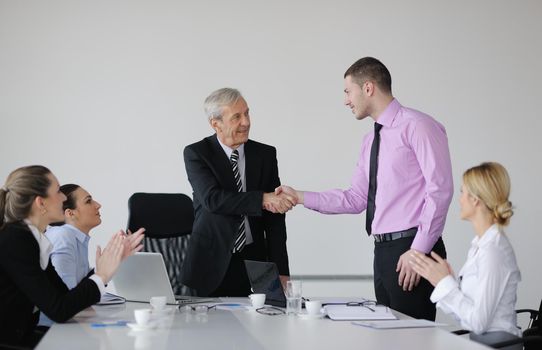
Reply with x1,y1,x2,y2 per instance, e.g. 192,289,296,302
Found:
262,185,301,214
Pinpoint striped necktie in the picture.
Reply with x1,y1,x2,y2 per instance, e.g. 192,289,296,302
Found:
230,150,246,252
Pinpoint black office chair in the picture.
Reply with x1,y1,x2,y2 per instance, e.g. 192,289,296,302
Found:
505,299,541,350
127,192,195,296
452,299,542,349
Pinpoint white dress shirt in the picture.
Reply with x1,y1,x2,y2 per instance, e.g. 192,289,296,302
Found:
431,224,521,336
23,219,53,270
216,136,254,245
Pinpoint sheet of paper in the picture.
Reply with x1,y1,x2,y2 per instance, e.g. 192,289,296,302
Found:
352,319,447,329
325,305,397,320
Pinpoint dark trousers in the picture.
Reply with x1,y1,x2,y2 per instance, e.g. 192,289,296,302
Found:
373,236,446,321
209,243,259,297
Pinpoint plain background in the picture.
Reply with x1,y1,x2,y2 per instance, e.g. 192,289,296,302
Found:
1,0,541,320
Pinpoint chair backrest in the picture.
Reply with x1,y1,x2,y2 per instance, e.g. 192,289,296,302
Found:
127,193,195,296
534,299,541,329
520,299,542,350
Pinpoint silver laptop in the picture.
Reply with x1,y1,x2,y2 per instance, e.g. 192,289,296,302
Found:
112,252,214,305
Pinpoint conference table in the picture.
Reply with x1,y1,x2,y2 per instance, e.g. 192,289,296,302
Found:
36,298,490,350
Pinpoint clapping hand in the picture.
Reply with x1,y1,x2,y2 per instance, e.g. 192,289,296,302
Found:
122,228,145,260
95,233,125,284
409,251,453,287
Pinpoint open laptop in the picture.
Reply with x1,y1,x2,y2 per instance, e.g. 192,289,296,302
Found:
113,252,215,305
244,260,288,307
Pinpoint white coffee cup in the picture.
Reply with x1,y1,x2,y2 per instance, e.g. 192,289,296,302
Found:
150,296,167,311
305,300,322,316
134,309,152,326
249,293,266,308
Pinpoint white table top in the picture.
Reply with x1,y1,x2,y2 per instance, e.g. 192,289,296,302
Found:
36,298,490,350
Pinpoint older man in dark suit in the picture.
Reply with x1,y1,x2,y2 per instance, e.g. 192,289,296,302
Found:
180,88,294,297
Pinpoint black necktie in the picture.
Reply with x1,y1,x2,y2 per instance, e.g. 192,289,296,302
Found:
366,123,383,236
230,150,246,252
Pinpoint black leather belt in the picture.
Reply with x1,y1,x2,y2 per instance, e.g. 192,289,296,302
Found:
373,227,417,242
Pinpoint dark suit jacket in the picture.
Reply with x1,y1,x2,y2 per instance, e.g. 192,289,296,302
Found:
180,135,290,296
0,222,100,344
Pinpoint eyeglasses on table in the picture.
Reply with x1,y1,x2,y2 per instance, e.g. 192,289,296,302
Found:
344,300,385,312
255,306,285,316
178,304,217,314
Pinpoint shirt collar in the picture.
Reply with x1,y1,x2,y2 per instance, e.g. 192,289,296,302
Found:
23,219,53,270
216,135,245,160
375,98,401,128
64,224,91,244
471,224,501,248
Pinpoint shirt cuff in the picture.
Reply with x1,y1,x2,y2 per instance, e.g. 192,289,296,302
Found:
303,191,319,210
89,274,106,296
430,275,458,303
410,233,437,253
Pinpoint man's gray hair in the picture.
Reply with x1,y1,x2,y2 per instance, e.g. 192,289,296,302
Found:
204,88,243,121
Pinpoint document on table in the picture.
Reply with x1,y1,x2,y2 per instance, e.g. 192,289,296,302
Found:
352,319,446,329
97,292,126,305
324,305,397,320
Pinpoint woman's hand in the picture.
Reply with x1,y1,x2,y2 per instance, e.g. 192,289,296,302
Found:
95,233,125,284
122,228,145,260
409,251,453,287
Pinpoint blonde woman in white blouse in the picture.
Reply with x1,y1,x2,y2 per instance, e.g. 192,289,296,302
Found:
411,162,521,349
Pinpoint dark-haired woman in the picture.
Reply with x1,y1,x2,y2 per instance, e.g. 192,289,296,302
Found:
40,184,135,326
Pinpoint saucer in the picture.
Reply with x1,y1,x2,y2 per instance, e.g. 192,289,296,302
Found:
298,312,325,320
127,322,157,331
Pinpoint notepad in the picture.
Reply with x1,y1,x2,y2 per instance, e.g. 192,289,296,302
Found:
97,292,126,305
324,305,397,321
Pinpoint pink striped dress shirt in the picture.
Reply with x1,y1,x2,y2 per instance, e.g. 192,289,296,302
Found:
304,99,453,253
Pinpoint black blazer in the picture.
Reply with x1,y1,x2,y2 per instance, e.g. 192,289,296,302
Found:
180,135,290,296
0,222,100,344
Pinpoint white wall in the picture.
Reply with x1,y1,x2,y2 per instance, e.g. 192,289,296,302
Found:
1,0,541,311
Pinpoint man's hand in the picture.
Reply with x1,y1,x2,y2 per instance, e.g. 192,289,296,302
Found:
262,192,296,213
275,185,304,205
396,249,422,291
279,275,290,291
410,251,453,287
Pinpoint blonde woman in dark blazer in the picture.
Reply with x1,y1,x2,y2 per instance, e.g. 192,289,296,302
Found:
0,165,144,348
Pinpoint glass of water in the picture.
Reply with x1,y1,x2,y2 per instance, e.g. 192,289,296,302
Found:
285,280,302,315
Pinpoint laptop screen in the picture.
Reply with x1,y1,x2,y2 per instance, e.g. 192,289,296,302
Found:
244,260,286,307
113,252,178,304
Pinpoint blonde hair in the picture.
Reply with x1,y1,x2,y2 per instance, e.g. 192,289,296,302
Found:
462,162,513,226
0,165,52,229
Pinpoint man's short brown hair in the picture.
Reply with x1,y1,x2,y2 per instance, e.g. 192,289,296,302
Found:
344,57,392,94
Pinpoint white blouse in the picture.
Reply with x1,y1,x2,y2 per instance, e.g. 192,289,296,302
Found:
431,224,521,336
23,219,53,270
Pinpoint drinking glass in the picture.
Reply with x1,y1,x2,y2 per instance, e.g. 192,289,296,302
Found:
285,280,302,315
